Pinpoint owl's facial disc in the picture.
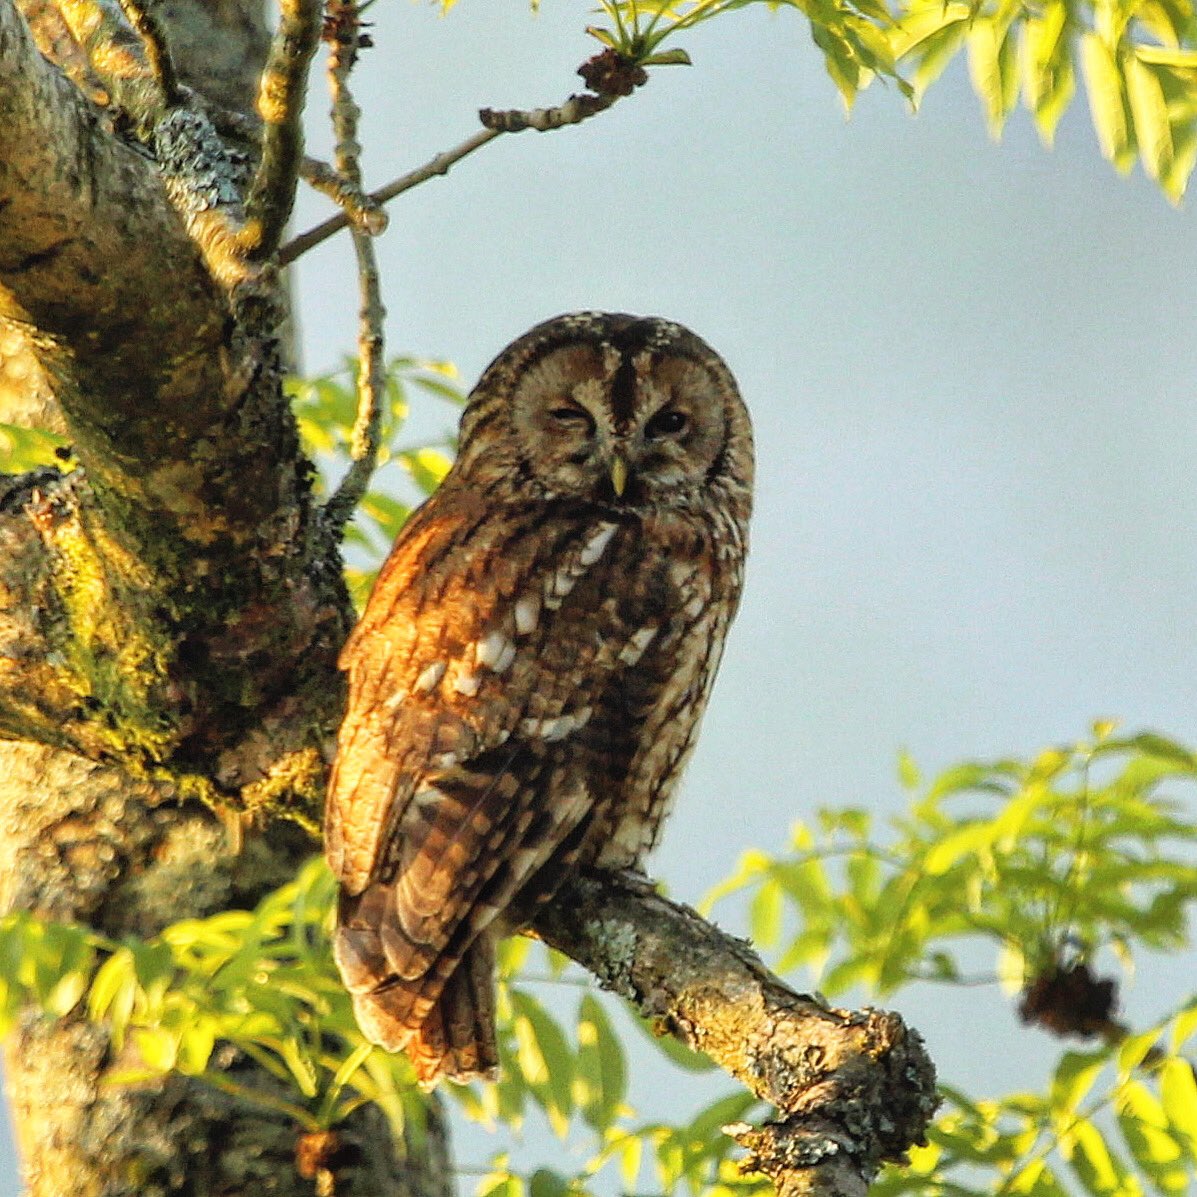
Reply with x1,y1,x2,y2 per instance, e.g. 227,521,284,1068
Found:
509,343,728,505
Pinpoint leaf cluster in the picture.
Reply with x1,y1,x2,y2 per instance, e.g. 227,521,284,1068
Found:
0,860,765,1195
705,723,1197,1195
874,1017,1197,1194
706,723,1197,998
286,356,464,603
586,0,1197,199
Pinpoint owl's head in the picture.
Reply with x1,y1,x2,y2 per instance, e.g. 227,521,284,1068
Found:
453,312,754,510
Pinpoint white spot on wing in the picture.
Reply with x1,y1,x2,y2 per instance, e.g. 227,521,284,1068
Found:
579,523,617,567
543,521,619,610
475,631,516,672
453,670,481,696
413,661,446,693
514,596,539,636
619,625,658,665
520,706,593,742
545,566,578,609
413,785,444,809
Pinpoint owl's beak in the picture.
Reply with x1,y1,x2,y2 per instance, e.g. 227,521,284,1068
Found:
609,455,629,498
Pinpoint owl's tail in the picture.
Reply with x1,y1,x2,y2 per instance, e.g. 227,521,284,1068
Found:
334,896,499,1087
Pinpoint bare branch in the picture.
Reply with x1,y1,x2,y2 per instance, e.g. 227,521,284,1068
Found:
534,870,938,1196
114,0,182,106
301,156,388,237
279,81,629,265
320,7,388,530
280,126,500,266
478,90,617,132
53,0,177,130
240,0,322,260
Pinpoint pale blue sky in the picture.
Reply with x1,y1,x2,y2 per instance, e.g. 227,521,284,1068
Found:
5,2,1197,1191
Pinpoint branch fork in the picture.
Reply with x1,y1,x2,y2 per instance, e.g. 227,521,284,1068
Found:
536,870,938,1196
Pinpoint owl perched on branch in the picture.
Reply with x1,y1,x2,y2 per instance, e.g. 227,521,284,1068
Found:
325,312,754,1084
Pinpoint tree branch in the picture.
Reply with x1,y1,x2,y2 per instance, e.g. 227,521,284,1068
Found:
279,78,631,266
53,0,179,131
321,2,387,531
534,870,938,1196
239,0,322,259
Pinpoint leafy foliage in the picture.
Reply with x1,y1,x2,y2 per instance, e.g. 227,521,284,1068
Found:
0,423,71,474
3,723,1195,1193
583,0,1197,199
706,722,1197,1194
286,356,463,604
706,723,1197,998
0,859,761,1194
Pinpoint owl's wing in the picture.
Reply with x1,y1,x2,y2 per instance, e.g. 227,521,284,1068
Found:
325,488,664,907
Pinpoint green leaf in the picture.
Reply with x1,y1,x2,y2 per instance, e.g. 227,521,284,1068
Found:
1051,1050,1109,1115
1135,46,1197,69
576,994,627,1133
897,748,921,791
510,990,575,1136
967,16,1019,137
1117,1080,1190,1193
528,1169,569,1197
1132,732,1197,769
358,491,411,541
399,447,453,495
749,877,784,947
1161,1057,1197,1153
177,1022,217,1075
134,1027,179,1072
922,822,992,874
1126,55,1176,189
0,424,71,473
641,48,692,66
1063,1118,1132,1193
88,948,138,1042
1081,33,1137,171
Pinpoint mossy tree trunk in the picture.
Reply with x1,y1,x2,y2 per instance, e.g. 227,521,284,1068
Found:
0,0,451,1191
0,2,938,1193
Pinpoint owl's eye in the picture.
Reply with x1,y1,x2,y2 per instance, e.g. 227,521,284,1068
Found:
646,407,688,438
547,404,595,432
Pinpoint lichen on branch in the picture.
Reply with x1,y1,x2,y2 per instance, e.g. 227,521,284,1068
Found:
535,869,938,1196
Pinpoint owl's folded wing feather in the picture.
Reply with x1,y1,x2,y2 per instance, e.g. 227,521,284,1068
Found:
324,490,662,899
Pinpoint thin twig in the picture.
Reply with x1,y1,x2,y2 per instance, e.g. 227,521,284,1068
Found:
301,157,388,237
321,3,388,531
239,0,322,260
56,0,180,132
279,84,625,266
279,126,500,266
114,0,181,105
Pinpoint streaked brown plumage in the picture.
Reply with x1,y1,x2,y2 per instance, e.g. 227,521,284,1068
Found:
324,312,753,1084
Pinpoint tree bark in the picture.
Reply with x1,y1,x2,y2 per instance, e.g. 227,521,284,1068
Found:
0,1,451,1192
0,0,937,1193
536,871,938,1196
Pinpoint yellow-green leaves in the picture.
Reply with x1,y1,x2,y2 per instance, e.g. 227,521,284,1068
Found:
0,423,71,474
586,0,1197,199
706,729,1197,1197
288,356,464,603
1082,33,1138,170
968,12,1021,136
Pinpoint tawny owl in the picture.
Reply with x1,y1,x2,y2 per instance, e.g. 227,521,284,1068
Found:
324,312,753,1084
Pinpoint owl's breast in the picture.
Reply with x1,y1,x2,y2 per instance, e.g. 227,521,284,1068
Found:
571,507,743,871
